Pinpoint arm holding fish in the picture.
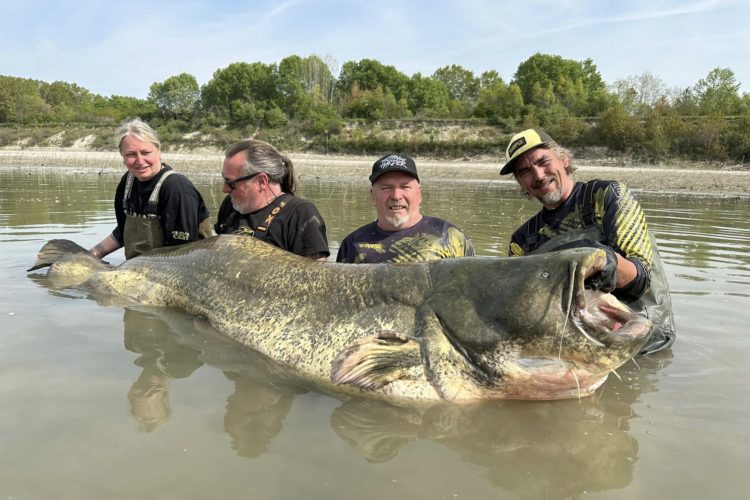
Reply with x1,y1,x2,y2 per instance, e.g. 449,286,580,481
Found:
546,183,650,296
507,181,650,296
600,182,652,299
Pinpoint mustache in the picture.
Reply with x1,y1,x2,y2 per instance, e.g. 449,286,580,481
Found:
532,177,554,189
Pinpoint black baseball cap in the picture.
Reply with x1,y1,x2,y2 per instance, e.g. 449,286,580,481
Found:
369,153,419,184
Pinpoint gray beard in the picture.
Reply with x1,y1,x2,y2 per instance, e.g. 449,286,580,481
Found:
232,197,250,215
538,186,564,205
384,212,410,228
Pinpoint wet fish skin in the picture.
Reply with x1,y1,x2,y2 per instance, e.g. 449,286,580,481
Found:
29,235,651,402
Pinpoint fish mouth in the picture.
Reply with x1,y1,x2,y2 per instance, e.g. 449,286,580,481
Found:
568,248,652,347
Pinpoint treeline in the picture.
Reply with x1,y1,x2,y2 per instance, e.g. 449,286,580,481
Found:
1,53,749,161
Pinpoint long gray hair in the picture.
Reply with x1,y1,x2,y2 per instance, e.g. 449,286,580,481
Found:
225,139,297,195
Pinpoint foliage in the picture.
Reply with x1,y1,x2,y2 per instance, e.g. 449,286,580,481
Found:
514,53,607,115
432,64,479,116
1,54,749,161
408,74,450,117
148,73,200,119
335,59,410,102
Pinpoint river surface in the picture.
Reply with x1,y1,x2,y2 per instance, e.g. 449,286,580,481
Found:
1,168,749,499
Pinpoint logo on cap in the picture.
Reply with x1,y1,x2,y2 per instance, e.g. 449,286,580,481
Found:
377,154,408,169
507,137,527,159
370,153,419,183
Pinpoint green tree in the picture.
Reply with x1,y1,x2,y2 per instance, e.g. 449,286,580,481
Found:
596,103,643,151
513,53,607,115
408,73,450,117
0,76,49,123
301,86,343,153
277,55,309,119
148,73,200,119
300,54,337,102
474,78,524,125
335,59,410,102
642,98,688,159
693,67,742,116
479,70,502,88
343,83,411,120
432,64,479,115
201,62,280,118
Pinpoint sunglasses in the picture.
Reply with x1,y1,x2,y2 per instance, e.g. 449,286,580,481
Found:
222,172,261,190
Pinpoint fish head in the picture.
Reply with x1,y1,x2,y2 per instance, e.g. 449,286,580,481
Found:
425,248,652,400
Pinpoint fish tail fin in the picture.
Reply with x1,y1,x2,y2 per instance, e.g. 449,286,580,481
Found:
27,239,90,271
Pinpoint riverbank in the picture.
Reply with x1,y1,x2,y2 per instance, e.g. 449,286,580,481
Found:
1,147,749,197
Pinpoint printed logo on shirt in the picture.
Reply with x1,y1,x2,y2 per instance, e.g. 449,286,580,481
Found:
171,231,191,241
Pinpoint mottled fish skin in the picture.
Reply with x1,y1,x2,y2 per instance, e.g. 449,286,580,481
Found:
30,235,651,402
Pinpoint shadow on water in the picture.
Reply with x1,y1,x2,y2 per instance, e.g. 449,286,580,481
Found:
77,298,671,498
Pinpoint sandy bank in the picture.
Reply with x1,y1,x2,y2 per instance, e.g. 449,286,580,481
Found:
1,147,749,197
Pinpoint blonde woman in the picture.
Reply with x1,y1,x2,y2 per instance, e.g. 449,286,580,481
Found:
90,118,211,260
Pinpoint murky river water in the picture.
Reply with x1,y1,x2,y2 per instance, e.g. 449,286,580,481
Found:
1,168,749,499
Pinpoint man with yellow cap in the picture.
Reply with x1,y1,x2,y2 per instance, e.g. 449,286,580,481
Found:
500,128,675,354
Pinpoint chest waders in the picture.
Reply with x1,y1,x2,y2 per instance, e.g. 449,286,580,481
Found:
526,187,676,355
228,197,288,242
122,171,175,259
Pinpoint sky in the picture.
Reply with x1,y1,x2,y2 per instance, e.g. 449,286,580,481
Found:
1,0,748,98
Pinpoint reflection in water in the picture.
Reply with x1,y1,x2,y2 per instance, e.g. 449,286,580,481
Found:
332,352,672,498
122,309,204,431
223,371,303,458
113,304,675,498
119,307,308,450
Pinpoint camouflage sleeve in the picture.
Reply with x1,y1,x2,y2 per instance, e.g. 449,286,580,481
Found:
445,226,475,257
599,181,652,295
509,240,526,257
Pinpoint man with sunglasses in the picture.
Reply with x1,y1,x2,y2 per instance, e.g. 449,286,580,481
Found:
214,139,329,261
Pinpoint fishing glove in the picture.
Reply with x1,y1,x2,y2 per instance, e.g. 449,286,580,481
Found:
553,240,618,292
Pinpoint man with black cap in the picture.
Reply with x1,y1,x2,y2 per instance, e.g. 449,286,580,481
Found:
336,153,474,263
501,128,675,354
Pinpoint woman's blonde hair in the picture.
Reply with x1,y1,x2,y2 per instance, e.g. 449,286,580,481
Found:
115,117,161,152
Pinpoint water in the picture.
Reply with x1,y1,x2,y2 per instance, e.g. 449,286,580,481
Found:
1,168,749,499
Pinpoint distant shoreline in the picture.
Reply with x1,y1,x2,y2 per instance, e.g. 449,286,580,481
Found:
1,147,749,197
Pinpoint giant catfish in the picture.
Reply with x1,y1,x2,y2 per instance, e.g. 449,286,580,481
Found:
28,235,652,401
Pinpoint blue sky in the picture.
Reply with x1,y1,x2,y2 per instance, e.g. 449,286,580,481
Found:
1,0,748,98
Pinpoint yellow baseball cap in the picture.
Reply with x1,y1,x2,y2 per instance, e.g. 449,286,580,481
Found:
500,128,554,175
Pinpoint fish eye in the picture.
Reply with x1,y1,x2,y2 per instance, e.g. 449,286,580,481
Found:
541,271,550,278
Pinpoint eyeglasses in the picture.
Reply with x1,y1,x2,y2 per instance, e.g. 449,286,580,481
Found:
222,172,261,190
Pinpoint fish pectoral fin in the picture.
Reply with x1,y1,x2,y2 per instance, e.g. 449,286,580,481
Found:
330,331,422,390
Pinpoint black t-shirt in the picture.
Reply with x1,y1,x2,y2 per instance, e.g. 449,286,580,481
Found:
336,215,475,263
214,193,330,258
111,165,210,246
